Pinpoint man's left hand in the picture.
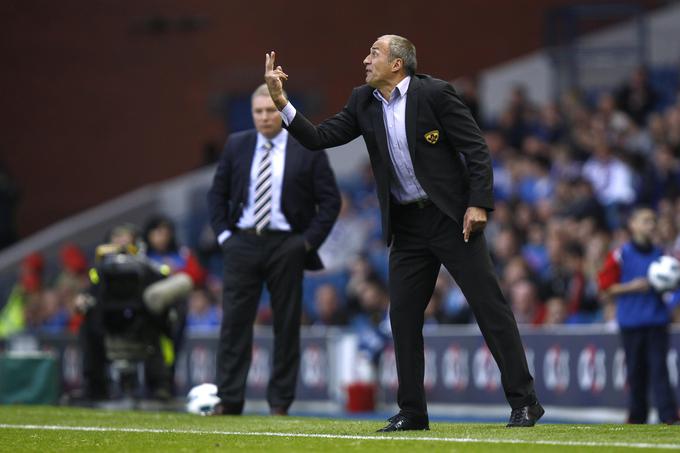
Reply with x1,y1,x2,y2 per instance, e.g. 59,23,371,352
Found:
463,207,487,243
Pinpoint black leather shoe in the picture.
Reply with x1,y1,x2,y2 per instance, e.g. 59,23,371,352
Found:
211,401,244,415
377,414,429,432
270,406,289,416
506,402,545,427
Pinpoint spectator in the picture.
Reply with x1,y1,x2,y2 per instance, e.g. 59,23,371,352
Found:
312,284,347,326
582,138,636,229
54,243,90,334
509,279,543,325
352,280,390,364
0,252,44,338
598,206,679,424
186,289,221,334
317,193,370,273
543,297,569,325
435,271,472,324
616,67,658,127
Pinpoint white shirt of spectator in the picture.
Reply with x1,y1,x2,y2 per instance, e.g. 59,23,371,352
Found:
217,129,291,245
582,156,635,205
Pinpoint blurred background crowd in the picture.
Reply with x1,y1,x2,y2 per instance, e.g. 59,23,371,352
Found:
2,65,680,361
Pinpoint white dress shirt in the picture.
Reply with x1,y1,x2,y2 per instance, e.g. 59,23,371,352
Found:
217,129,291,244
280,76,427,203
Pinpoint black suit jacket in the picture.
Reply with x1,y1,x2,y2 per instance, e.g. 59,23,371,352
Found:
207,129,341,271
286,74,494,245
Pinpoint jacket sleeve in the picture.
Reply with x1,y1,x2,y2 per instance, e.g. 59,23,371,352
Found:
598,249,622,291
434,81,494,210
287,88,361,150
207,139,233,236
303,150,341,249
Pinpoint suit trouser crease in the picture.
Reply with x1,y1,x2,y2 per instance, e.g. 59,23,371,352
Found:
217,233,304,409
388,203,536,418
264,235,305,409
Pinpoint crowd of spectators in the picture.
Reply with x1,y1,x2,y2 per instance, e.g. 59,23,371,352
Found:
2,67,680,348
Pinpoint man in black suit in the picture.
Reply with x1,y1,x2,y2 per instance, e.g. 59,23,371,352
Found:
207,84,340,416
264,35,543,430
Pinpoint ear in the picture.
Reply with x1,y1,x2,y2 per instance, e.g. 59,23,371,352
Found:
391,58,403,73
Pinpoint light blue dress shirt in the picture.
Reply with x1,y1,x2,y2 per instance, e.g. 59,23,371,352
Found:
280,76,427,203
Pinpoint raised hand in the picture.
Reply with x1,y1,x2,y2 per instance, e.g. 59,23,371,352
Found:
264,51,289,109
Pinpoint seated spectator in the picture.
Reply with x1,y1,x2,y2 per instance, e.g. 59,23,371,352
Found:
0,252,44,338
54,243,90,334
311,284,347,327
543,297,568,325
36,289,70,334
317,193,370,273
185,289,221,334
345,254,383,318
351,280,390,364
582,138,636,229
509,279,544,325
435,271,472,324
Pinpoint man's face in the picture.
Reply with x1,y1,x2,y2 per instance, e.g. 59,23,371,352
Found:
629,209,656,241
363,38,393,87
252,95,282,139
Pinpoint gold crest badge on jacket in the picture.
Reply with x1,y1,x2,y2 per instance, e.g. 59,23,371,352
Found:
424,130,439,144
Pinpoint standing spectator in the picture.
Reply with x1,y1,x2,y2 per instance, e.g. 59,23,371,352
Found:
207,84,340,416
598,207,680,424
616,67,658,127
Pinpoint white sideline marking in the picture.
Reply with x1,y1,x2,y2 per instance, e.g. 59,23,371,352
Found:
0,423,678,450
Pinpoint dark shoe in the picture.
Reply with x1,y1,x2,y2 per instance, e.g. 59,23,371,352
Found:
211,401,244,415
270,406,288,416
664,419,680,425
377,414,429,432
506,402,545,427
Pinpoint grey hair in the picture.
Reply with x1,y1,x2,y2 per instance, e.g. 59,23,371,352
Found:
251,83,287,103
380,34,417,76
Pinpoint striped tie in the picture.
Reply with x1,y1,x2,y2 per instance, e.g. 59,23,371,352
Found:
253,140,274,233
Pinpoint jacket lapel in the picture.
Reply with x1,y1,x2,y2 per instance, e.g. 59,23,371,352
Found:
281,134,298,201
369,98,393,170
242,131,258,201
405,76,419,162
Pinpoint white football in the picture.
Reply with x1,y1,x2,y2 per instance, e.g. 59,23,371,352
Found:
186,383,220,415
647,255,680,293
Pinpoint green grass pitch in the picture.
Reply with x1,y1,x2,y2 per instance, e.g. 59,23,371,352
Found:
0,406,679,452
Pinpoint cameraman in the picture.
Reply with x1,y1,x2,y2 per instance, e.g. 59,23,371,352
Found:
78,224,191,401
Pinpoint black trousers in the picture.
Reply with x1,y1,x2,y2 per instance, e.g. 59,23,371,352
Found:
389,201,537,420
621,325,678,423
216,231,306,412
